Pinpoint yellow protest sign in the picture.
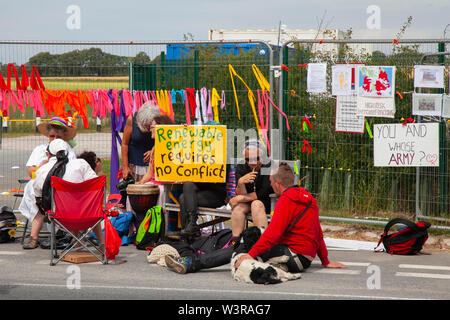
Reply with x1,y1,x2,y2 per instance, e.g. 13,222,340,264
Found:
154,125,227,183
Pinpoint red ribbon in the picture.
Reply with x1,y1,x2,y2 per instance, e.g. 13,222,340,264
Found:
30,65,45,90
298,64,308,69
281,64,289,71
302,140,312,154
402,117,414,126
301,117,313,132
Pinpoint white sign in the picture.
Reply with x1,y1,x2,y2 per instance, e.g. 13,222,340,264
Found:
335,96,365,133
373,123,439,167
414,65,444,88
356,96,395,118
412,93,442,117
307,63,327,93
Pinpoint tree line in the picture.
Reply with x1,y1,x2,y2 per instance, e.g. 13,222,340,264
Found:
1,48,155,77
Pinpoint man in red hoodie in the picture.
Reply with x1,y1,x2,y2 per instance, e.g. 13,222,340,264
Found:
165,162,346,274
234,162,347,272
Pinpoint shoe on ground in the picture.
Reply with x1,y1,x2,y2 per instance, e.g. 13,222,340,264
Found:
23,236,39,249
165,255,190,274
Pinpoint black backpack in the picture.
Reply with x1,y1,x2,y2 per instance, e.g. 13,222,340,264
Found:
0,206,17,243
375,218,431,255
190,229,232,254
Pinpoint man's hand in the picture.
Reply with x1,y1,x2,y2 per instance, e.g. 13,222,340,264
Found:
325,261,347,269
238,171,257,185
234,253,252,269
229,195,243,209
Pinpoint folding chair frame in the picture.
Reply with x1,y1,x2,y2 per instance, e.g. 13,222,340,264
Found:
48,179,108,266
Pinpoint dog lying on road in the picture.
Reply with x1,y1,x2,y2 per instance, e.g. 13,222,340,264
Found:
231,226,301,285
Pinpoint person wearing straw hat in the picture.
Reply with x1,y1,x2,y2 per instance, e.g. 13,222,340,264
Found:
19,117,77,249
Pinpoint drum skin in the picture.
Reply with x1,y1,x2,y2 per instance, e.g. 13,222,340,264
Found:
127,184,160,217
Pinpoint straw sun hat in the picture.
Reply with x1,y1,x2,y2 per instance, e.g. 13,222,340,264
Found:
37,117,77,141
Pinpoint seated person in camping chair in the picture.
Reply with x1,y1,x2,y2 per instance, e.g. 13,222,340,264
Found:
29,139,105,251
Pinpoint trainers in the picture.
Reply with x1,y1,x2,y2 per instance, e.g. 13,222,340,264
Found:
23,236,39,249
165,255,190,274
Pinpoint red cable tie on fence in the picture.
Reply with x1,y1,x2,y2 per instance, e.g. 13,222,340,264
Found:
281,64,289,71
402,117,414,126
396,91,403,99
302,140,312,154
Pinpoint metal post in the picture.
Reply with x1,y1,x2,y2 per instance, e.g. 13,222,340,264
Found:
129,62,133,90
194,49,199,89
437,43,447,215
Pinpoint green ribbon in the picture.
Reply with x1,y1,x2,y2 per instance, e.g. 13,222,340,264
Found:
365,119,373,139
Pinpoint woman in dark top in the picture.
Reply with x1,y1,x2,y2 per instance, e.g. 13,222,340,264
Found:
121,102,159,182
228,140,273,241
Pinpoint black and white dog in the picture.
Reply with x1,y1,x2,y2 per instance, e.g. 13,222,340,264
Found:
231,226,301,285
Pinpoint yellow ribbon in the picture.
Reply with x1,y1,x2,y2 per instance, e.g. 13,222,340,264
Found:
252,64,270,93
210,88,222,123
156,90,171,118
228,64,260,131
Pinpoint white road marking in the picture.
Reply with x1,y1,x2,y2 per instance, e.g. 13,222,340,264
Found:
314,269,361,275
312,261,371,267
0,251,24,255
396,272,450,280
4,282,425,300
399,264,450,271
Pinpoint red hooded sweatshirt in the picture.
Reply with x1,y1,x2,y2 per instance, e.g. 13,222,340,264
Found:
248,186,330,266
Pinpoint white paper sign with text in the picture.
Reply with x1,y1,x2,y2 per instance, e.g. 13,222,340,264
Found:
373,123,439,167
335,96,365,133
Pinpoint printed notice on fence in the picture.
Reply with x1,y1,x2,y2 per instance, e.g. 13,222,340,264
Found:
335,96,365,133
373,123,439,167
356,96,395,118
154,125,227,183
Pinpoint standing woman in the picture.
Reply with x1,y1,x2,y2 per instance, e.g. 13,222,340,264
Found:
121,101,160,182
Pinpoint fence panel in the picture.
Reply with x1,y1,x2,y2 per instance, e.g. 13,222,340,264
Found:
0,40,273,209
278,39,450,224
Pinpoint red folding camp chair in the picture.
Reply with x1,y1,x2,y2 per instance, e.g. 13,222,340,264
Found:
47,175,122,266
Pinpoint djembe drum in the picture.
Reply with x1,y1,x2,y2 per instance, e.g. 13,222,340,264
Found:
126,184,160,229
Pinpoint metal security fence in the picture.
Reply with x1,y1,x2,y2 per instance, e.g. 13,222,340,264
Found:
0,40,274,209
277,39,450,225
0,39,449,229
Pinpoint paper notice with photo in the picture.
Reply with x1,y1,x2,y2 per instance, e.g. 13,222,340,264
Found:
414,65,444,88
307,63,327,93
335,96,365,133
412,93,442,117
356,96,395,118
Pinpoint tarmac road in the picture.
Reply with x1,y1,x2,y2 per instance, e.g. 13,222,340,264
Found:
1,238,449,301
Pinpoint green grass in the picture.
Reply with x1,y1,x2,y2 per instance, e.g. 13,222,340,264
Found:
41,78,129,90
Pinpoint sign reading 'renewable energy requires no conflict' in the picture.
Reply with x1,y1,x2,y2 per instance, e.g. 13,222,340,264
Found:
154,125,227,183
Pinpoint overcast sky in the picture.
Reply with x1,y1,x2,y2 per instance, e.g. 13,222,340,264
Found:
1,0,450,41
